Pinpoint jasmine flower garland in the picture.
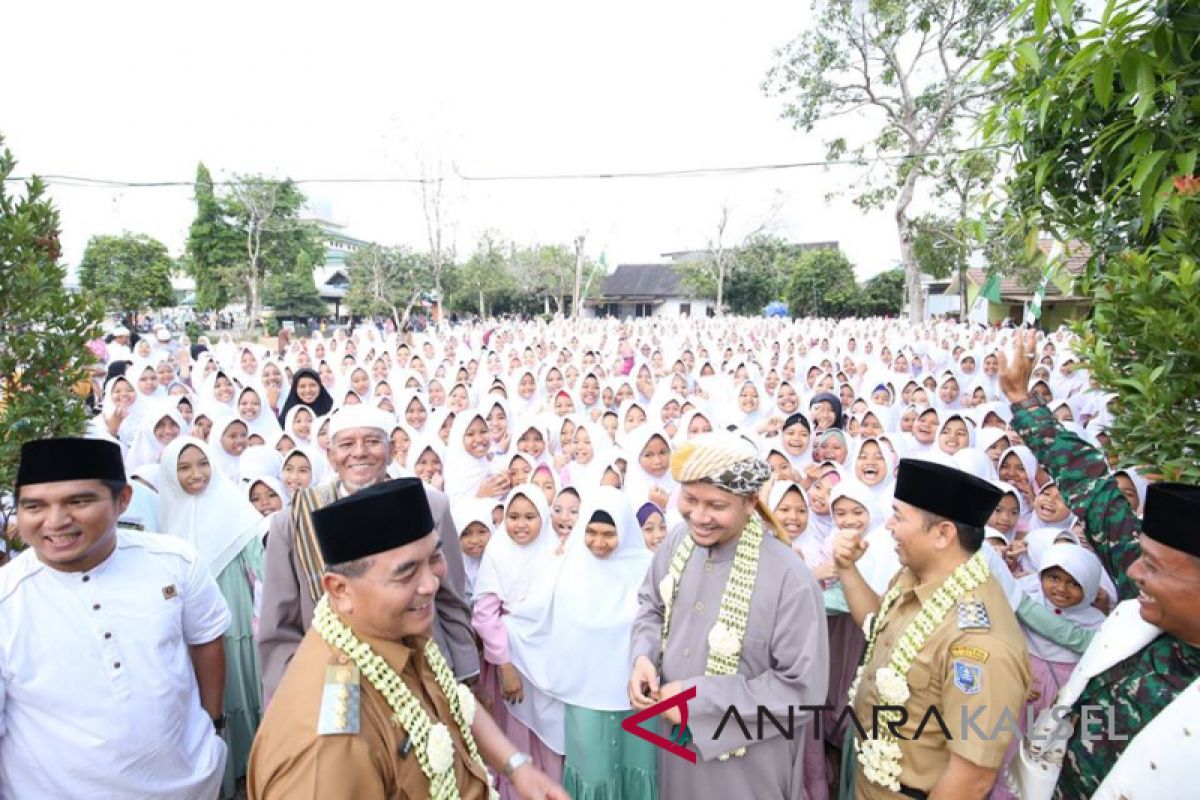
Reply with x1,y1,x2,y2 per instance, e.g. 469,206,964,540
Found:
660,515,765,760
848,550,991,791
313,594,498,800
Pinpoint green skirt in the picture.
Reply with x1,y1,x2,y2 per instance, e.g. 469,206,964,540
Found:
215,538,265,799
562,705,658,800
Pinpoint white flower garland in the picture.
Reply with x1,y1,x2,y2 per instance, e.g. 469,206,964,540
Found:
848,551,991,791
313,595,498,800
660,515,765,760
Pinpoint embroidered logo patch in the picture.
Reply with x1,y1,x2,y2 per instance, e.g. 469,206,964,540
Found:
161,584,178,600
952,659,983,695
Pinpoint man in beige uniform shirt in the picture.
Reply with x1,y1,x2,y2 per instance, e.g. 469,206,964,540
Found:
834,459,1029,800
249,478,567,800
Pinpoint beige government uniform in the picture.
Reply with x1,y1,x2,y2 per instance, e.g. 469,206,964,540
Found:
851,566,1030,800
248,625,491,800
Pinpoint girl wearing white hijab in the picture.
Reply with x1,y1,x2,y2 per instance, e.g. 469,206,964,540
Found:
472,487,567,794
450,498,495,602
532,486,657,799
158,437,265,797
558,421,611,489
620,425,677,513
209,415,250,483
444,411,508,504
126,403,187,470
101,374,145,446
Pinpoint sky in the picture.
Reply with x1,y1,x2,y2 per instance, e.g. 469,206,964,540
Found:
3,0,916,281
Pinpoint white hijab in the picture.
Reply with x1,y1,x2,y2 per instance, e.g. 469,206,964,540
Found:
158,437,266,576
532,486,652,711
1024,543,1107,662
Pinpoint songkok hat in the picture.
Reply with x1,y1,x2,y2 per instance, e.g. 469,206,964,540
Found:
155,328,171,342
1141,482,1200,558
327,405,392,441
16,438,126,488
893,458,1003,528
312,478,435,566
670,430,771,496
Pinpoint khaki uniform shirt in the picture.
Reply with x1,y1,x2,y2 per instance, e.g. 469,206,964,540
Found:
249,626,491,800
852,567,1029,799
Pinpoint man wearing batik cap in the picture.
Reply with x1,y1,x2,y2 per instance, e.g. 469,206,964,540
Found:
628,430,829,800
0,438,230,798
249,478,567,800
834,458,1029,799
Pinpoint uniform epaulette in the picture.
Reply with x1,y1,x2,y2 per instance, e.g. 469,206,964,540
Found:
317,663,361,736
957,599,991,630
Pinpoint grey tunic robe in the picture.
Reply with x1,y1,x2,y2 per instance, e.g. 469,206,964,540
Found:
630,522,829,800
256,481,480,698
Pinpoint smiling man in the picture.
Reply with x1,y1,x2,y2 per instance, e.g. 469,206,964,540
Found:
257,404,478,699
249,478,567,800
998,330,1200,799
0,438,230,798
833,458,1029,800
628,430,828,799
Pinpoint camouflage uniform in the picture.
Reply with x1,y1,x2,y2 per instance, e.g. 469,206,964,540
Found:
1011,402,1200,799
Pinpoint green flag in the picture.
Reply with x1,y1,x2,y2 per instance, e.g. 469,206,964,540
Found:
979,272,1001,303
1025,274,1049,325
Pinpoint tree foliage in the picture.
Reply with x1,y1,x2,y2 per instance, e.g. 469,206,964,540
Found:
0,137,103,495
784,247,861,317
77,233,175,317
857,268,907,316
185,168,323,327
186,163,241,311
679,234,796,315
765,0,1012,320
345,245,434,326
264,249,326,320
986,0,1200,479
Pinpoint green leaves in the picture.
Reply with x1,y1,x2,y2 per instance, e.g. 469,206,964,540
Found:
78,233,176,316
1094,59,1114,107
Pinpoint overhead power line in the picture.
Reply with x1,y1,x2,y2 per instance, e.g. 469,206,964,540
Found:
5,145,1006,189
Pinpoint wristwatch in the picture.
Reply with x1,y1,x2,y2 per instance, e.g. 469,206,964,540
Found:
502,751,532,778
212,714,227,733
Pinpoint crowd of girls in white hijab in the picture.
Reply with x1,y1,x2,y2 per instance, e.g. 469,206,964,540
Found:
84,316,1145,799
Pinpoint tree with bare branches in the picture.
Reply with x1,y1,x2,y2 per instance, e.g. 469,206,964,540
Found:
764,0,1011,321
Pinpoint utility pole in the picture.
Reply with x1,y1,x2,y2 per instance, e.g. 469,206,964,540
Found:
572,233,586,319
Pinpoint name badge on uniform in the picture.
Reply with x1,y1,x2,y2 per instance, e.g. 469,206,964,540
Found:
318,665,361,736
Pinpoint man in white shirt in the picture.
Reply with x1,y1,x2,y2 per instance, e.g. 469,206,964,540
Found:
0,438,230,799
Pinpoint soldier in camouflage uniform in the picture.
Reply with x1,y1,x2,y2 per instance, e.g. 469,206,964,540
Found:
1000,330,1200,798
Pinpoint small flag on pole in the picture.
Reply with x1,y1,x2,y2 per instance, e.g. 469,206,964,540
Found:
1024,272,1050,325
972,272,1001,313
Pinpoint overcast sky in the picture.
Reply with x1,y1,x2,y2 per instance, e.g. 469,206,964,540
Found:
4,0,922,280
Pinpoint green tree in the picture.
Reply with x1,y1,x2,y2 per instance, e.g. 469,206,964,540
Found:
785,247,860,317
451,232,517,318
679,234,800,315
857,268,907,316
344,245,434,327
985,0,1200,480
77,233,175,318
264,250,326,321
0,136,103,496
185,162,242,311
765,0,1012,321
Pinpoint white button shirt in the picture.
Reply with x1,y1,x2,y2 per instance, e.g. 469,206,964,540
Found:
0,528,231,799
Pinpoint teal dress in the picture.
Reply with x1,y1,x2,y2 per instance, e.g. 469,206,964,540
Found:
215,536,265,799
563,704,658,800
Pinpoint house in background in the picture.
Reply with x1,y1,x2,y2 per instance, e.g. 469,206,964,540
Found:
306,216,373,321
589,263,714,318
943,239,1093,328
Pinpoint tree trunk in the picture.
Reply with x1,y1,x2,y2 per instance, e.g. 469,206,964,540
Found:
895,170,923,323
478,289,485,318
716,259,726,316
959,264,969,321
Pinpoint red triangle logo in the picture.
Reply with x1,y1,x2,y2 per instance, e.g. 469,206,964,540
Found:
620,685,698,764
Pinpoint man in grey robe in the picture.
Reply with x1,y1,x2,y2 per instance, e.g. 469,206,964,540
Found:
629,431,829,799
256,406,479,698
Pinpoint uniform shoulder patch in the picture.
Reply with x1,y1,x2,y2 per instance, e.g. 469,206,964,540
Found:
952,659,983,695
957,600,991,630
317,664,361,735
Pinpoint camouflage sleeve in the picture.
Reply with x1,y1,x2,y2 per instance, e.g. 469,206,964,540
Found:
1009,403,1140,600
